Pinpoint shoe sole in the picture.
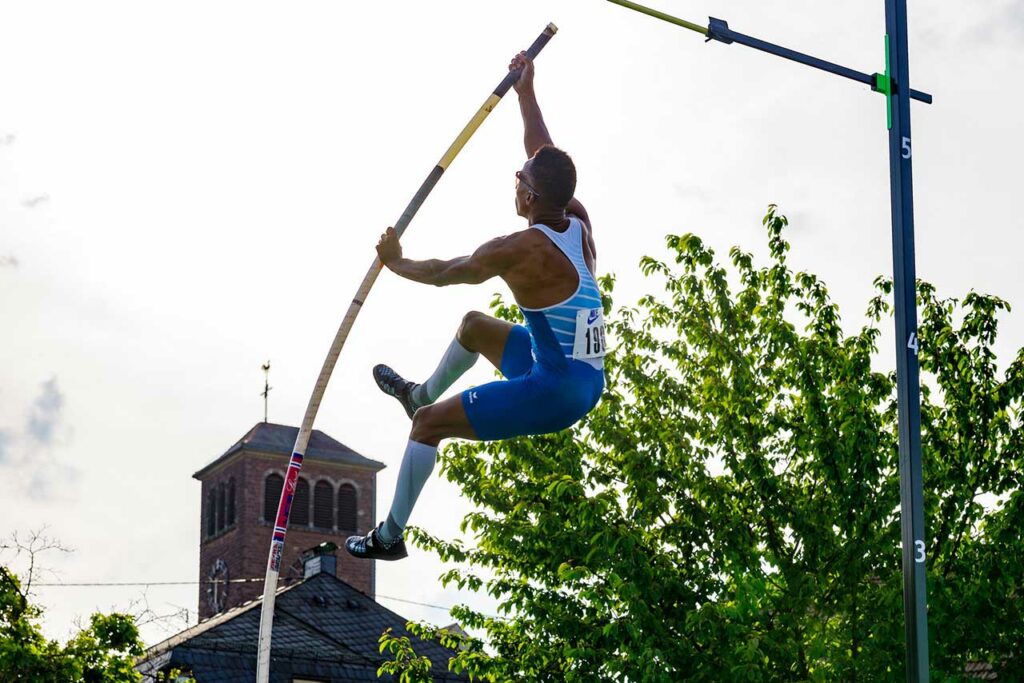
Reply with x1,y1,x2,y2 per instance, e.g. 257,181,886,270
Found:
344,537,408,561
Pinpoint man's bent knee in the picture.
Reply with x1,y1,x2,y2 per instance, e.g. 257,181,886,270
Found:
410,404,444,446
456,311,488,349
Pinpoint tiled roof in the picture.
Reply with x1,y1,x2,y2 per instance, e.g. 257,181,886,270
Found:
138,572,467,681
964,661,998,680
193,423,385,479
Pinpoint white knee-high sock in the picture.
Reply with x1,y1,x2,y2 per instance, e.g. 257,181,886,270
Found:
380,440,438,543
411,338,478,407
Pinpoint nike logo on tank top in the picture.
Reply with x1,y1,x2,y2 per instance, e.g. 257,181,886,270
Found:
519,217,606,371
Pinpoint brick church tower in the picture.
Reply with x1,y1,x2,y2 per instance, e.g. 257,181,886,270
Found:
192,422,385,620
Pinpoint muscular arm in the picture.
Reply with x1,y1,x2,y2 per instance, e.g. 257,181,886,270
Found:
518,87,553,157
511,52,596,260
380,232,518,287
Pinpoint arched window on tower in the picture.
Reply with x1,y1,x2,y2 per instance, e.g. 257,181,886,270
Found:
227,478,236,527
338,483,358,532
313,480,334,529
206,490,216,538
291,478,310,526
215,482,225,533
219,482,228,532
264,473,284,523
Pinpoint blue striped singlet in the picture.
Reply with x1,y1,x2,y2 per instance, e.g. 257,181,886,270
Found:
460,217,605,441
519,218,606,371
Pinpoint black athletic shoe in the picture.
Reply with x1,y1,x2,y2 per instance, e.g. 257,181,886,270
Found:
372,364,421,419
345,523,408,561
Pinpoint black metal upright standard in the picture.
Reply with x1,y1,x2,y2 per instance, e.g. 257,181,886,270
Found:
607,0,932,679
885,0,930,679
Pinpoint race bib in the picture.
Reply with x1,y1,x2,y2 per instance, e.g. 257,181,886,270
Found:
573,307,607,360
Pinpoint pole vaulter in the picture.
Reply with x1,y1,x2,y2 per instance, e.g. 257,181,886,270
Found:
255,23,558,681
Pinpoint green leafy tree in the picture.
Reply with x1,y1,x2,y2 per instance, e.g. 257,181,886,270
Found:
382,206,1023,681
1,533,144,682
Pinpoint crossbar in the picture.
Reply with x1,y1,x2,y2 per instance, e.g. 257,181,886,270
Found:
608,0,707,35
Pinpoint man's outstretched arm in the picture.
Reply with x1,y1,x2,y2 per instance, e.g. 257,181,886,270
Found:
511,51,552,157
510,52,595,258
376,227,516,287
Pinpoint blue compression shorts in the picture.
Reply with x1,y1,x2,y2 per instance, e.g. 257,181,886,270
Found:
461,324,605,441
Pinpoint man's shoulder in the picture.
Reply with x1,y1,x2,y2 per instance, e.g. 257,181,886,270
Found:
491,228,544,249
473,230,537,265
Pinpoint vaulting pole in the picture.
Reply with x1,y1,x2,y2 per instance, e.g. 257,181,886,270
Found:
254,23,557,681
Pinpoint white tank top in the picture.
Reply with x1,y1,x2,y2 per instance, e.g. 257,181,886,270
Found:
519,217,606,371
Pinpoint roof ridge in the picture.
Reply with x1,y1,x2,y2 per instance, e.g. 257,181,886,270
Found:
140,577,304,657
192,423,385,479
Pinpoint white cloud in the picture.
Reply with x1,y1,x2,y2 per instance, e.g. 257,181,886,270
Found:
964,0,1024,46
0,430,13,464
27,377,64,446
0,378,77,501
20,194,50,209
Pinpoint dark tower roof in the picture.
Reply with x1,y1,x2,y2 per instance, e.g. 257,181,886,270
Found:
193,422,385,480
136,572,468,681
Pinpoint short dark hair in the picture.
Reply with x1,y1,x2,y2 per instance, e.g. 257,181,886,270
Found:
530,145,576,208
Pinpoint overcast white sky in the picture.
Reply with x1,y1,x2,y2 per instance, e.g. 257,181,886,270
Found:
2,0,1022,647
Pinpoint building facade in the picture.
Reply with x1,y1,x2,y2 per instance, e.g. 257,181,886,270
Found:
137,549,467,682
193,422,385,619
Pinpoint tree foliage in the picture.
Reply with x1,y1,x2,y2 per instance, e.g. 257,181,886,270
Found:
383,206,1024,681
1,539,144,681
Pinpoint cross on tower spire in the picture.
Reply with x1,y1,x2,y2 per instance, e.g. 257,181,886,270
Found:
261,361,272,423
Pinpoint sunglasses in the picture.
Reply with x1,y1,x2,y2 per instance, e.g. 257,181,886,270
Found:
515,170,542,198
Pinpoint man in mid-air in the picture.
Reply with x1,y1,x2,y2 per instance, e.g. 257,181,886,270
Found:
346,51,606,561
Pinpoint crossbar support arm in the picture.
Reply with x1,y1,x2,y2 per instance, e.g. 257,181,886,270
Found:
707,19,932,104
608,0,932,104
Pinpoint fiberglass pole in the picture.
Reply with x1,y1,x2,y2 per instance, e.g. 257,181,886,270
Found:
254,23,558,682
